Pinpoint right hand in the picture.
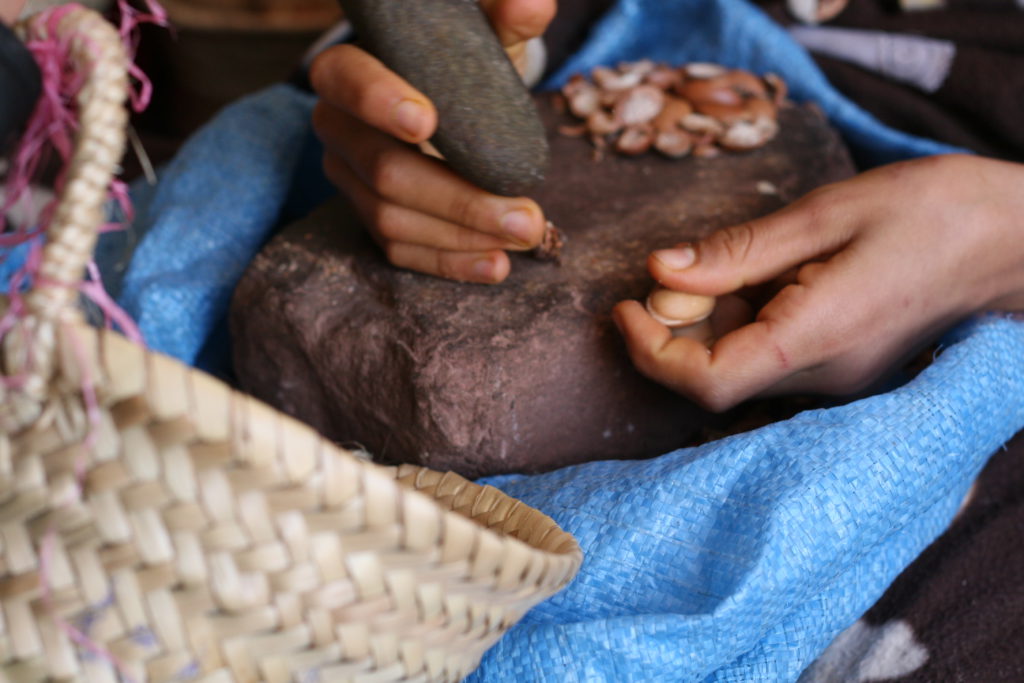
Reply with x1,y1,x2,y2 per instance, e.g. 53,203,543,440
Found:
613,154,1024,412
310,0,556,284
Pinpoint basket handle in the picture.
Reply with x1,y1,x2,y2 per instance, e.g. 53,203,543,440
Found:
8,7,129,387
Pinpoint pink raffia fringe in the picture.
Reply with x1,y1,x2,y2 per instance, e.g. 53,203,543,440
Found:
1,3,167,679
1,0,167,350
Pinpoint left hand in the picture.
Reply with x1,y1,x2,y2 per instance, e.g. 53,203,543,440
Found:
310,0,556,284
613,154,1024,411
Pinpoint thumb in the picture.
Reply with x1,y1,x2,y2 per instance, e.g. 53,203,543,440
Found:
648,195,854,296
480,0,556,48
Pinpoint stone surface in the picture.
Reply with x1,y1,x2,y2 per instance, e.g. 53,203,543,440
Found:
230,96,855,478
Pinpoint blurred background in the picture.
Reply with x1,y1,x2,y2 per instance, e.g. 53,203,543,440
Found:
18,0,343,172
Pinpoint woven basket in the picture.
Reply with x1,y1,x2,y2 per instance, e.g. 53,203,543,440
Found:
0,7,582,681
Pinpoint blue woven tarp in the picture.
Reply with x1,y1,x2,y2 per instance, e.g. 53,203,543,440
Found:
5,0,1023,680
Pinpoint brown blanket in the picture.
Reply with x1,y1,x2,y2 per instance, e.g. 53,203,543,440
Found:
757,0,1024,161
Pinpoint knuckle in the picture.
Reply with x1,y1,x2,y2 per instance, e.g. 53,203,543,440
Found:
692,380,736,413
320,152,339,184
308,50,334,96
367,148,405,198
799,189,838,226
447,192,482,229
321,152,353,193
712,222,757,264
434,253,461,281
383,242,405,267
631,348,660,381
370,202,401,239
309,45,362,100
310,101,331,139
352,78,390,116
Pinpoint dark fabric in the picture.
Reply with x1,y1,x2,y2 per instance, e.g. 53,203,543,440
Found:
0,22,41,157
856,430,1024,680
541,0,619,77
759,0,1024,161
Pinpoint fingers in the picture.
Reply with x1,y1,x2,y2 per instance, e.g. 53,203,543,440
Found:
323,153,512,283
310,44,437,144
314,102,546,247
307,11,555,284
386,243,511,284
648,187,856,296
480,0,556,47
316,104,536,283
614,262,852,411
614,300,798,411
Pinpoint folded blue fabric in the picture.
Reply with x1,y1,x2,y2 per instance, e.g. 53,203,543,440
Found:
6,0,1020,681
473,316,1024,681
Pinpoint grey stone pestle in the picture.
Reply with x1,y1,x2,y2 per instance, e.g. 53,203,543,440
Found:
337,0,550,196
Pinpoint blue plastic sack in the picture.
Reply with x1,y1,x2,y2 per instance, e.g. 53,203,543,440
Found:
472,316,1024,680
6,0,1021,680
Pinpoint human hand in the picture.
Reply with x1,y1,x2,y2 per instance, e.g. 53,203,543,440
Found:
1,0,27,23
310,0,555,283
613,154,1024,411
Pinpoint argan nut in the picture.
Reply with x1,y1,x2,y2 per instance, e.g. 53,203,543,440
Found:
745,97,778,122
653,96,695,133
564,76,600,118
654,130,693,158
613,85,666,126
720,121,765,150
677,78,744,106
615,125,655,156
587,110,623,136
339,0,549,196
726,69,769,99
694,101,751,125
531,220,566,263
693,141,722,158
645,65,683,90
680,113,726,137
646,287,716,327
592,65,643,91
684,62,729,79
720,117,779,150
618,59,657,79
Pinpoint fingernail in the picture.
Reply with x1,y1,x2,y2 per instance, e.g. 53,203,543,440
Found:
393,100,427,140
472,256,496,281
654,246,696,270
500,208,537,246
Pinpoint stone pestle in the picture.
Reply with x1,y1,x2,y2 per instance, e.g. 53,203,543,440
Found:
337,0,550,197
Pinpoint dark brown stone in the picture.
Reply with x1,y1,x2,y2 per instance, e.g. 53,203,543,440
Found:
229,95,855,478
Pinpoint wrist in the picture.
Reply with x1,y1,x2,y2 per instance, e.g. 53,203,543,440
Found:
936,155,1024,316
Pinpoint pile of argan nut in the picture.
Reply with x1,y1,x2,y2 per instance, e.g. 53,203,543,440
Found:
557,61,788,160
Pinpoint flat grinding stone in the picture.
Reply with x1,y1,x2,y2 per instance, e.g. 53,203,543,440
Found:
230,96,855,478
